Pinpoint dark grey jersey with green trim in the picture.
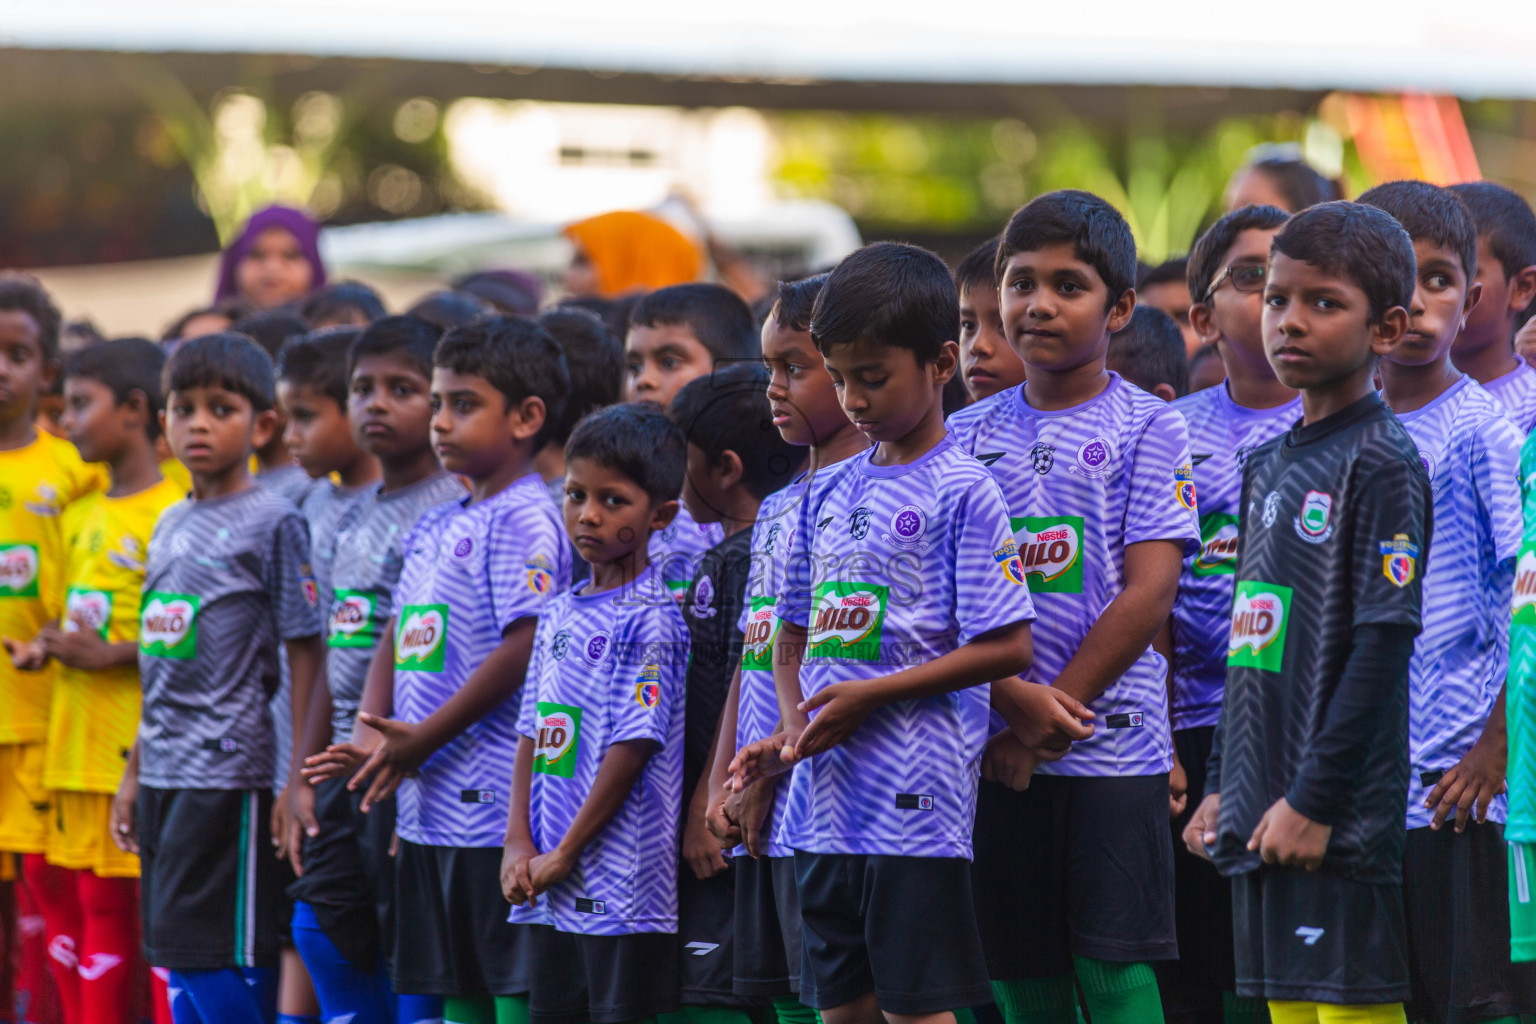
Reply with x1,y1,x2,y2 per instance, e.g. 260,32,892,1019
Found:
1208,393,1431,884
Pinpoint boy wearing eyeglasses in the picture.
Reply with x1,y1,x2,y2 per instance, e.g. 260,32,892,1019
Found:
1161,204,1297,1023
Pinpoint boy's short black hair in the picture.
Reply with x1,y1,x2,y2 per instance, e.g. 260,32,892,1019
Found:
277,327,361,408
64,338,166,440
164,332,277,412
0,272,62,363
955,237,1001,294
1138,257,1188,291
348,315,443,379
1245,157,1341,212
1188,205,1290,302
1108,306,1189,398
538,308,623,445
630,284,759,363
772,273,830,333
161,300,248,342
810,242,957,362
1271,201,1416,325
671,364,802,501
997,190,1138,310
1448,181,1536,282
407,289,494,329
434,316,570,449
232,310,310,360
1358,180,1478,281
301,281,386,326
559,294,642,342
566,402,686,507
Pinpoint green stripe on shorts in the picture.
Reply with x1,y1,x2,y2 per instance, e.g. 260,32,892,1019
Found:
1509,841,1536,962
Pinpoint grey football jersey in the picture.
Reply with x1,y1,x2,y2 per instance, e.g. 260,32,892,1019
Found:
137,486,322,789
325,471,465,742
258,463,317,508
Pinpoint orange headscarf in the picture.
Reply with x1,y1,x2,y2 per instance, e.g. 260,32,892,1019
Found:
564,211,704,298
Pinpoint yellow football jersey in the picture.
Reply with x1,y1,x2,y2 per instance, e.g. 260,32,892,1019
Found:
44,477,182,792
0,433,105,744
159,458,191,496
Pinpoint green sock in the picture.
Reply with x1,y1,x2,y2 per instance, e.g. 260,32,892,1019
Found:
991,976,1079,1024
954,1009,979,1024
1071,957,1163,1024
495,994,532,1024
444,995,497,1024
1223,991,1270,1024
771,995,820,1024
660,1008,759,1024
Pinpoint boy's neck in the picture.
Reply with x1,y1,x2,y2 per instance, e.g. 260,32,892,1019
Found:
1300,368,1377,426
586,546,652,594
873,398,947,467
808,422,870,476
533,443,564,483
466,451,535,505
1379,354,1461,416
712,493,761,541
1456,334,1520,385
106,439,164,498
0,412,37,452
1219,344,1297,410
336,451,382,490
192,459,255,501
1022,359,1112,412
379,445,443,495
257,439,293,472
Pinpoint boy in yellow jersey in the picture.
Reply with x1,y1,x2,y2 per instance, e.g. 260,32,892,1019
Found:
11,339,182,1023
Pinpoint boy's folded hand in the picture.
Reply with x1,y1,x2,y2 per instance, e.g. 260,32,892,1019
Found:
528,848,576,897
727,729,801,791
683,807,728,880
110,776,139,855
37,627,112,670
351,713,431,811
1425,732,1507,833
726,779,775,858
1169,752,1189,820
794,682,877,760
981,731,1041,791
1182,793,1220,861
1006,685,1095,753
705,791,742,847
1247,796,1331,871
2,635,47,672
501,837,539,905
301,742,372,784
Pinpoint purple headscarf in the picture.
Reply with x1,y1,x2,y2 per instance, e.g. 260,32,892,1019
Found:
214,204,327,304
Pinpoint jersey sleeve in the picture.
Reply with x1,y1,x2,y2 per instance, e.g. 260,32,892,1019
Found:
1125,405,1201,554
267,510,322,640
610,608,687,747
1474,415,1526,571
1350,458,1431,630
487,503,559,634
954,474,1037,644
517,617,553,740
776,477,824,630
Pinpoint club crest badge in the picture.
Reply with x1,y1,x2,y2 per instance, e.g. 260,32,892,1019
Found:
1379,534,1419,588
1294,490,1333,543
1070,436,1115,479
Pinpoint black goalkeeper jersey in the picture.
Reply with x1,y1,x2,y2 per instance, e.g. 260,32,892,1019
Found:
1208,392,1431,884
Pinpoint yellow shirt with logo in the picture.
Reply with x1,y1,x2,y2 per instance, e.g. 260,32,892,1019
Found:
45,477,182,792
0,433,105,744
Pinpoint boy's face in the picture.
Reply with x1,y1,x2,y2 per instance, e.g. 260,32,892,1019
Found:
1385,238,1480,369
1190,227,1282,373
430,366,542,480
959,282,1026,402
279,381,359,479
0,310,52,428
563,455,676,566
999,242,1135,374
821,336,955,446
761,318,848,447
1138,280,1200,356
162,385,272,478
1261,251,1405,391
625,322,713,409
1454,237,1536,361
350,352,434,463
61,376,138,465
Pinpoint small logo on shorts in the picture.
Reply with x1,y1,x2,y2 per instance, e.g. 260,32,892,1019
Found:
1105,712,1145,729
575,898,608,915
1294,926,1325,946
201,738,239,753
895,793,935,811
684,942,721,957
459,790,495,804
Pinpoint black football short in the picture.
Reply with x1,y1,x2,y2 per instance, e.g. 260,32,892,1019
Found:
676,859,758,1006
138,786,285,971
391,840,529,996
287,775,395,970
527,923,680,1024
733,854,802,997
972,773,1177,979
1404,821,1536,1023
794,851,991,1014
1232,865,1408,1004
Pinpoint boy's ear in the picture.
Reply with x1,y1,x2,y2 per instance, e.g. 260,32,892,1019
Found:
932,340,959,386
1462,279,1484,327
38,358,60,395
251,408,281,451
1507,265,1536,318
1188,302,1223,349
158,408,167,436
507,395,547,443
1152,383,1178,403
715,449,745,491
1107,289,1137,335
122,389,150,434
1370,305,1411,356
649,498,679,535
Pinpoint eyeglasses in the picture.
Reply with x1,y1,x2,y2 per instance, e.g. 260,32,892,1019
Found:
1203,262,1268,303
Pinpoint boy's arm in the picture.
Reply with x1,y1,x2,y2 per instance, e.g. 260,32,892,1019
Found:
301,620,392,783
501,735,538,905
1156,617,1186,817
1425,687,1507,832
37,625,137,671
110,739,141,854
705,665,744,845
525,738,659,898
353,616,538,810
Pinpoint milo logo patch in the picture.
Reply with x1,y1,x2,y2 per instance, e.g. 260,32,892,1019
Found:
65,587,112,638
140,591,200,659
808,581,889,662
328,590,377,648
1194,514,1240,577
1011,516,1084,594
1228,581,1291,672
0,543,40,597
396,604,449,672
741,595,779,672
533,702,583,778
1514,547,1536,626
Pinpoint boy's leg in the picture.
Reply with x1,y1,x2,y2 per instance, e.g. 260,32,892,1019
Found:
167,970,265,1024
443,994,496,1024
289,901,393,1024
677,859,748,1011
76,871,139,1024
397,993,447,1024
568,932,679,1024
1070,958,1162,1024
0,742,61,1024
732,855,791,1001
1267,1003,1406,1024
21,855,81,1023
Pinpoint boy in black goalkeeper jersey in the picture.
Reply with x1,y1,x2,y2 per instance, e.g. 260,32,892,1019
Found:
1183,202,1431,1024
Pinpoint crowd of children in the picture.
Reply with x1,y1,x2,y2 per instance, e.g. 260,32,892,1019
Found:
4,168,1536,1024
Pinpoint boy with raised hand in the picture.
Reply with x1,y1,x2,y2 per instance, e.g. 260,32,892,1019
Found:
956,237,1027,404
1183,202,1431,1023
288,316,464,1024
109,332,323,1024
1360,181,1536,1024
729,242,1039,1024
947,190,1199,1024
503,403,691,1024
1447,182,1536,434
8,340,180,1024
336,317,571,1024
1164,202,1296,1024
671,363,801,1020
